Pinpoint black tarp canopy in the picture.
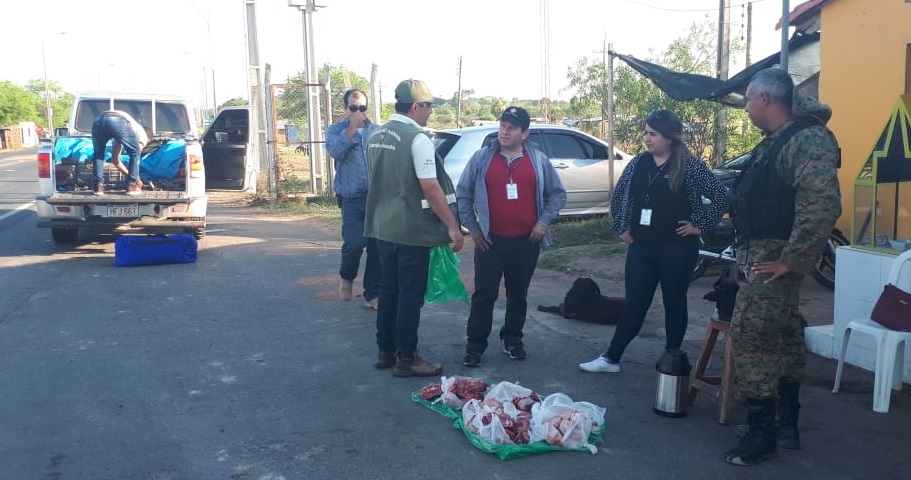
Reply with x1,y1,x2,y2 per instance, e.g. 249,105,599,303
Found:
612,32,820,107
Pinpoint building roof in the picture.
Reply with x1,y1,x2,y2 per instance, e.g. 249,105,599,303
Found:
777,0,838,30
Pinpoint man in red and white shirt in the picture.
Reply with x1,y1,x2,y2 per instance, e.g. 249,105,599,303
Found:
456,106,567,367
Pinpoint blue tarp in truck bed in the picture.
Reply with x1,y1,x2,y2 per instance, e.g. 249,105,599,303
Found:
54,136,186,180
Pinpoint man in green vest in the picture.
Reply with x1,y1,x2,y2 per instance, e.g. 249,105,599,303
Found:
364,79,464,377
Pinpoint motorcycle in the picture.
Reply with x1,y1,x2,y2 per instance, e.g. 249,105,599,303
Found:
691,218,848,291
691,216,735,281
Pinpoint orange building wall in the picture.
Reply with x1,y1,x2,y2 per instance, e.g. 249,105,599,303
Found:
818,0,911,231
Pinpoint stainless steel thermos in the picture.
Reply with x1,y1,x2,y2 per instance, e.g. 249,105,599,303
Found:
654,349,692,417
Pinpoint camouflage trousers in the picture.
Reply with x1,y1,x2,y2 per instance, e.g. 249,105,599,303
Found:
730,272,806,400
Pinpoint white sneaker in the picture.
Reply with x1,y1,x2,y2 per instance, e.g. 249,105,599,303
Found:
578,356,620,373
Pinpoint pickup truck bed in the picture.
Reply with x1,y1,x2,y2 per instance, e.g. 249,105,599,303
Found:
36,92,207,244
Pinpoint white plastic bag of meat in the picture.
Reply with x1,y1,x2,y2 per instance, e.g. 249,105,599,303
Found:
484,381,539,413
462,398,513,444
438,376,488,410
546,410,590,449
572,401,607,430
529,393,605,453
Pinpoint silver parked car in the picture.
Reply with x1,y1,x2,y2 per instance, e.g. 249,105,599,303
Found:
432,124,632,216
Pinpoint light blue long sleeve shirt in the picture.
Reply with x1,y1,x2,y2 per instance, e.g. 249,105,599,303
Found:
326,118,378,197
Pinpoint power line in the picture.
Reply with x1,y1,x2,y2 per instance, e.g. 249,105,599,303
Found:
539,0,551,100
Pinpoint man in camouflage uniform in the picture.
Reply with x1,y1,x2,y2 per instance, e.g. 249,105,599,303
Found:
724,68,841,466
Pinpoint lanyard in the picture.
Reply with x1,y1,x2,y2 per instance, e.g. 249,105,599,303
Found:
644,162,667,206
502,152,524,183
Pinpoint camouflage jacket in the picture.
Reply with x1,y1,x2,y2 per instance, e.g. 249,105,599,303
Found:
737,97,842,275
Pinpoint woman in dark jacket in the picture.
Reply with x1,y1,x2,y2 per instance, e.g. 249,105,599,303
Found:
579,109,727,373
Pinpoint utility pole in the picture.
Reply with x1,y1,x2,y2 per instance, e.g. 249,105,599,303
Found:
370,64,380,124
263,63,277,198
41,43,52,129
323,64,334,195
456,56,463,128
290,0,326,194
244,0,267,195
594,34,608,140
539,0,551,101
781,0,791,72
714,0,731,167
607,45,616,200
746,1,753,66
207,13,217,112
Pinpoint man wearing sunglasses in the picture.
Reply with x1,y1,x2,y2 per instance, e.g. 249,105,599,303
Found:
326,88,381,309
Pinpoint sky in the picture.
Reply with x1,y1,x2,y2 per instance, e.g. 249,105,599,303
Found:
0,0,796,109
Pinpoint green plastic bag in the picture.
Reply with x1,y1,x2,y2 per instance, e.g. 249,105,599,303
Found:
424,246,469,304
410,391,606,460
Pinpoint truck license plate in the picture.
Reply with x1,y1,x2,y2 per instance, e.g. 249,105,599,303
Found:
107,204,139,217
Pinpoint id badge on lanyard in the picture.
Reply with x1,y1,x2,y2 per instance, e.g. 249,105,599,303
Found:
506,183,518,199
504,154,523,200
639,209,653,226
640,162,666,226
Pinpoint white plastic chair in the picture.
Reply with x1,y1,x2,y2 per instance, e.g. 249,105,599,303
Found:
832,249,911,413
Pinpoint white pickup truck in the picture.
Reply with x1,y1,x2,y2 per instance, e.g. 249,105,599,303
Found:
35,92,208,243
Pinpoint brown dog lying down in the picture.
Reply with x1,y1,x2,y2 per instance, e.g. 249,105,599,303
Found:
537,277,625,325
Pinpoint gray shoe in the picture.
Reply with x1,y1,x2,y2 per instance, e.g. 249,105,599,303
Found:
393,352,443,377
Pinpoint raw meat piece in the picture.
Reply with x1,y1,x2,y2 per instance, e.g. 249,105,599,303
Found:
420,383,443,400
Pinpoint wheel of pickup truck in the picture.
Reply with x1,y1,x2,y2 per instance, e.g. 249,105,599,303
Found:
51,227,79,244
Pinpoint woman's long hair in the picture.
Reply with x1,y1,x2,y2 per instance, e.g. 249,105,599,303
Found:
645,109,692,193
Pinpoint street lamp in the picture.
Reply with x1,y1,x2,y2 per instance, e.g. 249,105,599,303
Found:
184,0,216,113
41,43,52,130
40,32,67,130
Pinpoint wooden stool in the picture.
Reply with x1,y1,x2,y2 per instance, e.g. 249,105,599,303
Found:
688,318,735,424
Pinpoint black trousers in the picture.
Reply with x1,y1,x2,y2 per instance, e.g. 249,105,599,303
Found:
605,238,698,362
466,233,540,354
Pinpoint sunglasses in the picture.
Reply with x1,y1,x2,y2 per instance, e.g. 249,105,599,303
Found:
347,105,368,112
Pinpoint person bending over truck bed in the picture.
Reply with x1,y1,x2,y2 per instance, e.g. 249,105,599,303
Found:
91,110,150,196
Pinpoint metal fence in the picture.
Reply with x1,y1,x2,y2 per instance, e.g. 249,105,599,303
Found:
265,82,333,198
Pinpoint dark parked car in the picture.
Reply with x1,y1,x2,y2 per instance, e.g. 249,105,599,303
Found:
711,152,751,190
432,124,632,216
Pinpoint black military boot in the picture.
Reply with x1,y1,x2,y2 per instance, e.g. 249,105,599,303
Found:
777,380,801,450
723,398,777,466
732,381,802,449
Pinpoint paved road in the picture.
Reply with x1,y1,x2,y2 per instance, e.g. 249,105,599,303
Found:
0,162,908,479
0,148,39,225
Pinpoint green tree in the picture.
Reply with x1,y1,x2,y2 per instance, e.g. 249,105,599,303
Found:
276,66,371,136
221,97,247,108
564,17,755,162
24,79,73,127
0,81,37,126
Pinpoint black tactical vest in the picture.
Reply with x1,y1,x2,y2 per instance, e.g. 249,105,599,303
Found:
733,120,812,245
